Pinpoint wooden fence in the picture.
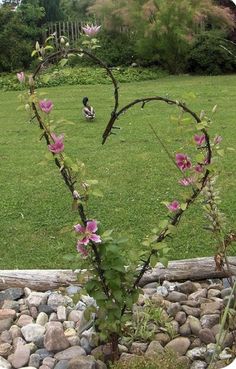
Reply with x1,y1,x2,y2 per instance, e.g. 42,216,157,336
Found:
45,21,82,44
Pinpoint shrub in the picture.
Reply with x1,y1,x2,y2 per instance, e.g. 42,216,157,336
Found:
0,66,166,91
187,31,236,75
111,351,189,369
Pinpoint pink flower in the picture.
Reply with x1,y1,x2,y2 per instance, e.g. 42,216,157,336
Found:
77,243,88,257
179,177,193,186
17,72,25,83
82,24,101,37
166,200,180,212
74,220,101,247
194,134,205,146
48,133,64,154
214,135,222,145
39,99,54,114
194,164,204,173
176,153,192,171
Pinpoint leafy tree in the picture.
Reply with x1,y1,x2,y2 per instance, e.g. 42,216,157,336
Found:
89,0,235,73
60,0,95,21
0,2,44,71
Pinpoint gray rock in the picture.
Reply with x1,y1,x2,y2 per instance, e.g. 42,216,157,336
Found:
47,293,68,311
190,338,202,349
42,356,57,368
186,347,207,360
189,289,207,301
199,328,215,344
167,302,181,317
215,332,234,349
44,326,70,352
130,342,148,354
175,311,187,325
190,360,207,369
200,301,222,316
57,306,67,322
80,295,96,307
63,321,75,330
0,356,12,369
80,337,91,354
96,359,107,369
167,291,187,302
67,310,82,323
29,353,41,368
34,348,54,361
68,356,96,369
26,292,48,307
10,344,31,368
156,286,168,297
76,310,94,334
0,319,13,333
182,305,201,317
119,353,138,362
2,300,20,312
180,300,200,307
165,337,191,356
220,287,232,299
81,329,99,349
36,312,48,326
179,321,191,336
143,288,157,296
38,305,54,316
188,316,202,335
0,288,24,301
142,282,158,289
9,325,21,339
207,289,221,298
54,346,86,361
32,335,44,349
0,330,12,344
145,341,163,356
154,333,170,345
151,293,165,306
65,285,81,296
223,295,235,308
162,281,178,292
54,360,69,369
219,348,233,360
205,343,217,364
21,324,46,342
17,314,34,327
200,314,219,329
178,281,197,295
0,343,12,357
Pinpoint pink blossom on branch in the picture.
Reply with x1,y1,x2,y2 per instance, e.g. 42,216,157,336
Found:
74,220,101,247
166,200,180,212
175,153,192,171
39,99,54,114
194,134,205,146
16,72,25,83
48,133,64,154
82,24,101,37
214,135,222,145
194,164,204,173
179,177,194,186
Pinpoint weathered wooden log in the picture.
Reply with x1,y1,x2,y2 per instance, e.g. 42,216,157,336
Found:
0,257,235,291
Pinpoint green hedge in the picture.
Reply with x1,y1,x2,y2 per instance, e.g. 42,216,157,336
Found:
0,66,166,91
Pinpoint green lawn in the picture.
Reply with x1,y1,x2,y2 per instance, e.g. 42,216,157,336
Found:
0,74,236,269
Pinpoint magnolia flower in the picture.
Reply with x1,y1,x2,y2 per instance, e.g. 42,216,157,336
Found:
214,135,222,145
17,72,25,83
39,99,54,114
176,153,192,171
74,220,101,246
194,164,204,173
179,177,193,186
194,134,205,146
166,200,180,212
82,24,101,37
48,133,64,154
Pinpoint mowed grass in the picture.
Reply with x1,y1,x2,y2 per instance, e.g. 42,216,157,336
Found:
0,74,236,269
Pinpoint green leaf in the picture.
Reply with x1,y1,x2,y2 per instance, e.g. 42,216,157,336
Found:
159,257,169,267
159,219,169,229
59,58,68,67
101,229,113,238
150,254,159,268
180,203,187,211
86,179,98,185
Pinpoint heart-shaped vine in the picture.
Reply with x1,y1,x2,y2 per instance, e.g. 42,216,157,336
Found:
18,32,232,360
